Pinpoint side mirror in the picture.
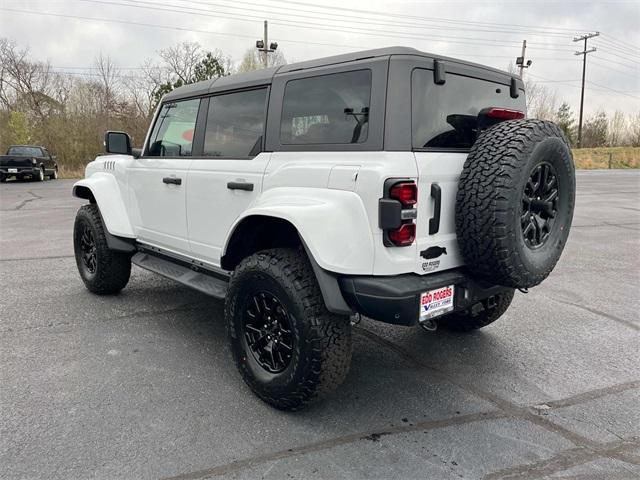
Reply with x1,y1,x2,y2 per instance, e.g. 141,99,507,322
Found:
104,131,132,155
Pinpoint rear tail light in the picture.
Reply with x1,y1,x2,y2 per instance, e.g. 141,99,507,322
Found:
484,108,525,120
380,179,417,247
389,182,417,206
388,223,416,247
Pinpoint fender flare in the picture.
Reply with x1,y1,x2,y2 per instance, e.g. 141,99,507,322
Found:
225,187,375,276
72,173,134,239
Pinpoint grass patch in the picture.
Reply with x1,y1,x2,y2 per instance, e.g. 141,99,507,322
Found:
572,147,639,169
59,165,86,179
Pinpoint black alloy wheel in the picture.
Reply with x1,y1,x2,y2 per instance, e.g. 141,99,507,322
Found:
79,222,97,275
242,291,294,374
521,162,559,249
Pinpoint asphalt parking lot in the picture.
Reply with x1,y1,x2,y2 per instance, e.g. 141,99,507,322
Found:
1,170,639,480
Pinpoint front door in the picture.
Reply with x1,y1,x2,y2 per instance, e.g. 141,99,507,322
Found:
187,88,270,266
128,98,200,255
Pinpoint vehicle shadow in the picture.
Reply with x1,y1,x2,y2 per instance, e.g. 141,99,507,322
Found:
116,282,504,429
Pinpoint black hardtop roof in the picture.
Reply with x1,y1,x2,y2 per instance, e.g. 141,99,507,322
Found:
163,46,518,102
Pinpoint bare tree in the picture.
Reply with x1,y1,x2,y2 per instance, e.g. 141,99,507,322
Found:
608,110,626,147
237,48,286,73
629,112,640,147
526,79,558,121
158,42,202,84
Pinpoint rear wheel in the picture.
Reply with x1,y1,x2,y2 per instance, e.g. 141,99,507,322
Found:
73,204,131,294
0,174,6,183
436,289,515,332
49,168,58,180
226,248,352,411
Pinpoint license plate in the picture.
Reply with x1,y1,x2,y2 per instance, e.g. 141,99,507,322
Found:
419,285,455,321
8,168,17,173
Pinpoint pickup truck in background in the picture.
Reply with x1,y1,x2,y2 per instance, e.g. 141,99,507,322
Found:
0,145,58,182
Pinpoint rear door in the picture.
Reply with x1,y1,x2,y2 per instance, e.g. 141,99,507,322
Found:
411,67,525,275
127,98,200,255
186,87,270,266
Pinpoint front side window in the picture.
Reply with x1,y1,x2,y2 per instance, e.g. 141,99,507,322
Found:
280,69,372,145
203,88,267,158
147,99,200,157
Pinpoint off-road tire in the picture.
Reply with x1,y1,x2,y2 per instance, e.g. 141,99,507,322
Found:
226,248,352,411
456,119,575,288
437,289,515,332
73,204,131,294
0,174,6,183
49,168,58,180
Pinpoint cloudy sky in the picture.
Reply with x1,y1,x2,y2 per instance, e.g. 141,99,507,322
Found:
1,0,638,116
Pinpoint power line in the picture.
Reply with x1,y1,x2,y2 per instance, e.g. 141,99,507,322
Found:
586,80,640,100
527,72,639,99
75,0,576,51
167,0,577,39
602,33,640,53
0,7,368,50
598,38,640,59
231,0,594,34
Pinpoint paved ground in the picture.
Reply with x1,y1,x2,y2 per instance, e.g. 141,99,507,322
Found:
1,171,639,480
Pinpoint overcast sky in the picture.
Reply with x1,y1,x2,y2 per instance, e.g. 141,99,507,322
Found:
1,0,638,116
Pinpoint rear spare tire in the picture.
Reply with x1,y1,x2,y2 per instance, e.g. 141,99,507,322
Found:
456,119,575,288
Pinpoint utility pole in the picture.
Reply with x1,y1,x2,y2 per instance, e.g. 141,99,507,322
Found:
255,20,278,69
515,40,532,77
573,32,599,148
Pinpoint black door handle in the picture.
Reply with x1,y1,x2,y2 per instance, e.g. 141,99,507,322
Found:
227,181,254,191
163,177,182,185
429,183,441,235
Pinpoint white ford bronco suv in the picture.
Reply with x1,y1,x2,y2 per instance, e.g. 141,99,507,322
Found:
72,47,575,410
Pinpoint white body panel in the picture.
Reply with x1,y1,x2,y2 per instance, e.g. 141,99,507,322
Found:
186,153,271,265
413,151,467,274
127,158,192,255
73,157,134,238
75,150,465,276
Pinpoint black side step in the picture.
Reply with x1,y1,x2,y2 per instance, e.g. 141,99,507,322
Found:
132,252,228,299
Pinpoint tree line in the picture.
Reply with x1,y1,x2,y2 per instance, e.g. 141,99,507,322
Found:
0,36,637,176
0,38,285,174
525,78,640,148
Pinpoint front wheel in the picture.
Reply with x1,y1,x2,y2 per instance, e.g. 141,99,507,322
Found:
73,204,131,294
225,248,352,411
34,167,44,182
436,289,515,332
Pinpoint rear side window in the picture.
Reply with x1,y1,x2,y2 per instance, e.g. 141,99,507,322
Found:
280,70,371,145
147,98,200,157
412,69,524,150
203,88,267,158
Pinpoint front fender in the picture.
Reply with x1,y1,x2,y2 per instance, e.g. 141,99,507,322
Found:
72,173,134,238
226,187,375,275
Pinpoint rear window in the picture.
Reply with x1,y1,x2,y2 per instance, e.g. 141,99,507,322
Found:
412,69,524,150
7,146,42,157
203,88,267,158
280,69,371,145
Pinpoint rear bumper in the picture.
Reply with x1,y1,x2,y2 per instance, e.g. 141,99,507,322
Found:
0,167,40,177
339,269,510,326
